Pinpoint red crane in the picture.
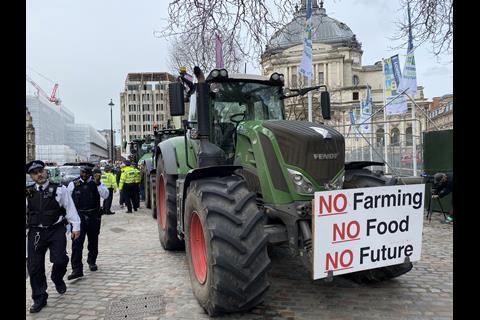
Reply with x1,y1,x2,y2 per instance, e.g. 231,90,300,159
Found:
26,74,61,106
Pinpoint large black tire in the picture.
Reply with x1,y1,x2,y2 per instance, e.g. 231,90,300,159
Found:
150,173,157,219
184,176,270,316
342,169,413,283
155,155,184,250
145,169,151,209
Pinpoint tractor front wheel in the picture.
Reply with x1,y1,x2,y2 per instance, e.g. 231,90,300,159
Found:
184,176,270,316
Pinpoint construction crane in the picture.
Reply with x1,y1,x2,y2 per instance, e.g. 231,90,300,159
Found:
25,74,61,106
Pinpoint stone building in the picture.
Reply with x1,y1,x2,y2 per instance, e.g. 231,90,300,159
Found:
426,94,453,131
26,107,35,162
120,72,176,153
261,0,430,156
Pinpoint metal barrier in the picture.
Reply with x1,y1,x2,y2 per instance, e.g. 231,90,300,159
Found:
332,119,424,177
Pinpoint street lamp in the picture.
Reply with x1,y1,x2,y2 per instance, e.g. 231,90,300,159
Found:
108,99,115,162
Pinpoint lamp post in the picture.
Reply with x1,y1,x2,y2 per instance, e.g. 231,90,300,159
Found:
108,99,115,162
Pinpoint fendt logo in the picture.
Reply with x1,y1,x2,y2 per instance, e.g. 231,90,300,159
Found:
313,153,339,160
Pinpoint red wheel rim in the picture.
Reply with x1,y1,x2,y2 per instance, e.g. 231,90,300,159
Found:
190,211,207,284
158,175,167,229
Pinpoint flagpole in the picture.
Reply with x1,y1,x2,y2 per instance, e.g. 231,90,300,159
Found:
411,98,417,176
382,59,389,174
368,84,374,162
308,79,312,122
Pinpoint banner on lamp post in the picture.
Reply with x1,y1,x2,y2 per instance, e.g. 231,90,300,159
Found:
384,55,408,115
299,0,313,80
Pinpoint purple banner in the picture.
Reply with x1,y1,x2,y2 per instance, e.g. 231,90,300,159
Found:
215,34,224,69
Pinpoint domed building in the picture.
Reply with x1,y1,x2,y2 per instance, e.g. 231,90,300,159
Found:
261,0,430,172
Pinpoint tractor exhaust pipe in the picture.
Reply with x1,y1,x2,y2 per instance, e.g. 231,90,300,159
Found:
299,220,312,252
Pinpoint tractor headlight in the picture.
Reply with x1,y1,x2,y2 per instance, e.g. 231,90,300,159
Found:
219,69,228,77
287,168,315,194
211,69,220,78
324,170,345,190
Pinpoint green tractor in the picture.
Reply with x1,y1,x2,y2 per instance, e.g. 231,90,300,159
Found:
143,122,185,212
153,67,412,316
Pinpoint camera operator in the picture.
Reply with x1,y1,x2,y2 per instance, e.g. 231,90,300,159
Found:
432,172,453,223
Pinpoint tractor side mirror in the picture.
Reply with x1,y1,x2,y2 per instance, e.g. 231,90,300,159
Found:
320,91,331,120
196,82,210,137
168,82,185,116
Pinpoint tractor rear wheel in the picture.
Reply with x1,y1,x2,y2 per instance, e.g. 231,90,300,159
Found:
156,155,184,250
342,169,413,283
184,176,270,316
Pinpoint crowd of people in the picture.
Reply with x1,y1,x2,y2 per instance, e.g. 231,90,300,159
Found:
25,158,144,313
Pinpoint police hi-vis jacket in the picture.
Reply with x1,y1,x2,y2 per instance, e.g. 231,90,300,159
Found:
101,172,118,192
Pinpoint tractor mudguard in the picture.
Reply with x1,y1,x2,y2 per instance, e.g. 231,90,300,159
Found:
182,165,242,199
345,161,384,171
143,158,154,174
158,139,179,175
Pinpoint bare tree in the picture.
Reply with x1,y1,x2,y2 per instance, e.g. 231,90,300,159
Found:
393,0,453,56
155,0,298,67
167,33,244,75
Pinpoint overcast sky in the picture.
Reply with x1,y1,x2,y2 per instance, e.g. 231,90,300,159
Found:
26,0,453,143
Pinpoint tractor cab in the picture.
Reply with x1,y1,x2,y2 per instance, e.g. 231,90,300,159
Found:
170,68,332,166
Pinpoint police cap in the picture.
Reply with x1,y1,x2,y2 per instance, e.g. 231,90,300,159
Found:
105,165,112,171
25,160,45,174
80,163,95,172
124,160,131,166
93,168,102,174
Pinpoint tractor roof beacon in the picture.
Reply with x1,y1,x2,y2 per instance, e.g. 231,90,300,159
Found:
152,67,413,316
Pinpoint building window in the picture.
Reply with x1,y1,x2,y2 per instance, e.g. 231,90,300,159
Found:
405,127,413,146
146,93,150,101
161,93,164,100
156,93,160,100
291,66,297,88
160,114,164,121
160,104,164,111
376,128,385,146
352,92,359,101
352,75,359,86
391,128,400,145
318,72,324,85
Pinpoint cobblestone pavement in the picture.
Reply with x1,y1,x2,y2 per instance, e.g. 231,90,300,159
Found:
26,193,453,320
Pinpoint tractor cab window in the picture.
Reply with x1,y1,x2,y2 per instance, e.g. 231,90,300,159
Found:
188,92,198,131
210,81,285,158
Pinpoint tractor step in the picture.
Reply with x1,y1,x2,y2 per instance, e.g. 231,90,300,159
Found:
264,224,288,244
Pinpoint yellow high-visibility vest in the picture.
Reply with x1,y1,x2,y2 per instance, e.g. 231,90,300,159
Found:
101,172,118,192
119,166,136,189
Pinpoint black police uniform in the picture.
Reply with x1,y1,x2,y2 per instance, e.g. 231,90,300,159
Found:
68,175,109,277
26,160,81,313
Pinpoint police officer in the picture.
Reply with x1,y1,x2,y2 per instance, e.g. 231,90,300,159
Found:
119,160,137,213
101,165,118,215
67,164,109,279
26,160,81,313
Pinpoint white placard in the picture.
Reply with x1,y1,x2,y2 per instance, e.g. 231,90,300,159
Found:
312,184,425,280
